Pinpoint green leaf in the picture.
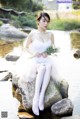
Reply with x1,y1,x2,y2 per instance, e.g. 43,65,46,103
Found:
45,46,59,55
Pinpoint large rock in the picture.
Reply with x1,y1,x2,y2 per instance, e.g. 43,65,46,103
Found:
18,78,62,111
12,69,69,99
73,49,80,59
54,79,69,98
0,72,12,81
61,115,80,119
0,24,27,40
51,98,73,117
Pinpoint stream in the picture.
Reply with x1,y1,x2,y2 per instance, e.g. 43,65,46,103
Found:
53,30,80,115
0,30,80,118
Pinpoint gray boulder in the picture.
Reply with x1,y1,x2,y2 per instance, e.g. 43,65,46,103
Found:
73,49,80,59
51,98,73,117
16,77,69,111
0,71,12,81
5,55,19,61
18,78,62,111
0,24,27,40
54,79,69,98
61,115,80,119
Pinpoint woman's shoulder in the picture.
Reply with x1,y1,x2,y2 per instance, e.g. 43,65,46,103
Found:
46,30,54,44
47,30,54,34
46,30,54,38
28,29,38,38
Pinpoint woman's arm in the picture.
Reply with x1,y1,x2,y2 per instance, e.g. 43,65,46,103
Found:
51,32,54,46
23,32,41,57
23,31,36,55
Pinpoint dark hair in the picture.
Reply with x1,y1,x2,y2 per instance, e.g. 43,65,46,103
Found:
37,12,50,22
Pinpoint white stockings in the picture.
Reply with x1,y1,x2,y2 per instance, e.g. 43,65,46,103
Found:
32,63,51,115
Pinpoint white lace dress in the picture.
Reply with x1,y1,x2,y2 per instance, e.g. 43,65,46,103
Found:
12,30,60,82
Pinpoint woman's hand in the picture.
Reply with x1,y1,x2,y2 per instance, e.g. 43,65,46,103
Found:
35,53,42,57
35,52,48,58
42,52,48,58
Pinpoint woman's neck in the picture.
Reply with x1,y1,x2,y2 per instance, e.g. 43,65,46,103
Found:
38,27,46,33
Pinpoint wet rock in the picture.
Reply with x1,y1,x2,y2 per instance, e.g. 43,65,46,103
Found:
0,72,12,81
61,115,80,119
0,8,26,16
5,55,20,61
73,49,80,59
12,70,69,111
18,112,34,119
17,77,68,111
55,79,69,98
0,24,27,40
51,98,73,117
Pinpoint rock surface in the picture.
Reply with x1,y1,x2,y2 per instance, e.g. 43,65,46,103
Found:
0,24,27,40
18,78,62,111
61,115,80,119
15,76,69,111
51,98,73,117
73,49,80,59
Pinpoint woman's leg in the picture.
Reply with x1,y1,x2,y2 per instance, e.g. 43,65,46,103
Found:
39,63,51,111
32,64,46,115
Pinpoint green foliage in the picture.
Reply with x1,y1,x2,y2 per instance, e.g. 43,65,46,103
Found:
48,19,80,31
0,12,11,18
44,46,59,55
0,21,3,26
10,15,21,28
0,0,33,11
0,0,43,12
32,2,43,12
17,14,37,28
10,13,37,28
73,0,80,9
71,10,80,16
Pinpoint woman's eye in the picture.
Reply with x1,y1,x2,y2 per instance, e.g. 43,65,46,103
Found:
43,20,45,22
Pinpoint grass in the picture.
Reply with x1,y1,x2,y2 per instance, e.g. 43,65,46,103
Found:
48,19,80,31
46,10,80,30
71,9,80,16
70,32,80,49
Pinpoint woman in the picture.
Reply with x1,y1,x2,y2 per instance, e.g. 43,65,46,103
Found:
14,12,59,116
24,12,55,116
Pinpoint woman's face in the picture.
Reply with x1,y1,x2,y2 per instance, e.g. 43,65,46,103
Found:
38,16,50,31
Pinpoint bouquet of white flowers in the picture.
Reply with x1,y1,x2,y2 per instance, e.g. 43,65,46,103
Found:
44,46,59,55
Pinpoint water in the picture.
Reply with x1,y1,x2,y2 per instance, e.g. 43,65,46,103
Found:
0,30,80,119
0,81,20,119
53,30,80,115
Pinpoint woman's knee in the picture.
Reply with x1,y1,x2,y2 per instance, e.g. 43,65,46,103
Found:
46,63,52,70
38,64,46,72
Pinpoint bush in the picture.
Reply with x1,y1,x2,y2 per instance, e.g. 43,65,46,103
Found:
10,13,37,28
32,2,43,12
18,14,37,28
0,21,3,26
0,0,43,12
48,19,80,31
0,0,33,12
